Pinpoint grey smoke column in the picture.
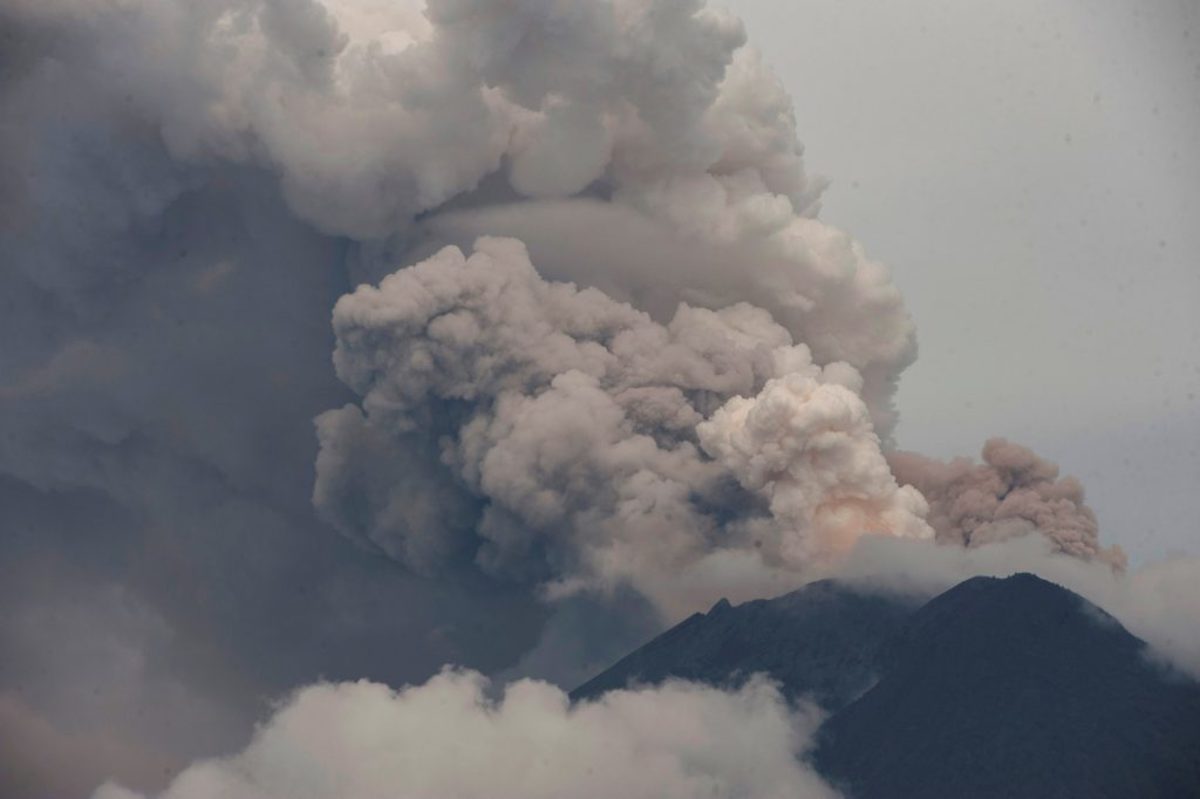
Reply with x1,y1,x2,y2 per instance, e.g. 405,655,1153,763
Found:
316,236,930,618
281,0,944,619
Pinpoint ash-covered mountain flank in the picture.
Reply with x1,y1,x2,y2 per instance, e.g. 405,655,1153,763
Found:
574,573,1200,799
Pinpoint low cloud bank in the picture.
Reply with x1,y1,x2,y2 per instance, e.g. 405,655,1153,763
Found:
95,671,839,799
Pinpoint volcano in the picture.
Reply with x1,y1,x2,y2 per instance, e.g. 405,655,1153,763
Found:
573,572,1200,799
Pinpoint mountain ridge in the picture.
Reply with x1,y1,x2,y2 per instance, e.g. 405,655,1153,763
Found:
572,572,1200,799
570,578,919,710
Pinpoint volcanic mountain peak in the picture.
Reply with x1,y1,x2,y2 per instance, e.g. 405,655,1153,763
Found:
574,572,1200,799
571,578,918,710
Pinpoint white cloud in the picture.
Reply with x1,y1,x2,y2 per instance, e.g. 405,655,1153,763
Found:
96,670,839,799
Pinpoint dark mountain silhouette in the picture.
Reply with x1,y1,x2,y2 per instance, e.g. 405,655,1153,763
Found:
570,579,918,710
572,573,1200,799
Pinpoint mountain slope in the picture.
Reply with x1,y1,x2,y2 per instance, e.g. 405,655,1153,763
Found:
814,573,1200,799
571,579,919,710
573,573,1200,799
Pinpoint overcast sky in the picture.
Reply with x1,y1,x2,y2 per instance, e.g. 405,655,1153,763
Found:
730,0,1200,563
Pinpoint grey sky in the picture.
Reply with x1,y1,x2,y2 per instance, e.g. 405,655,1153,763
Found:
730,0,1200,563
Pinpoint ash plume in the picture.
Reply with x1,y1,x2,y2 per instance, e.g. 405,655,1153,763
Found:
889,438,1127,569
315,235,930,618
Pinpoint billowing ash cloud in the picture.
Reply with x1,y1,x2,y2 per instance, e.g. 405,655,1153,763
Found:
95,671,837,799
5,0,930,630
889,439,1126,569
315,235,929,617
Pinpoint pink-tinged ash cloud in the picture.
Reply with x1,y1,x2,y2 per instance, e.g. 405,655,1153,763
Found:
889,438,1126,569
316,236,930,619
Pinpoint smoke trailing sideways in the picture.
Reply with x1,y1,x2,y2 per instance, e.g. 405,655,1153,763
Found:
0,1,1193,798
890,439,1126,569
